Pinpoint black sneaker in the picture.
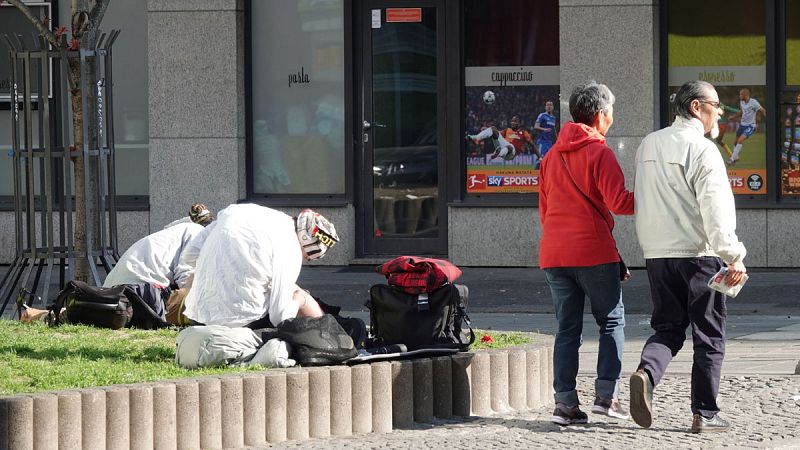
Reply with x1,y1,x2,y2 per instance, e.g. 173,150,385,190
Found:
591,397,630,420
629,370,654,428
691,413,730,433
550,403,589,426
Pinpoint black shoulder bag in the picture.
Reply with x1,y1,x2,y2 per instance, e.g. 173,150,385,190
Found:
559,153,631,282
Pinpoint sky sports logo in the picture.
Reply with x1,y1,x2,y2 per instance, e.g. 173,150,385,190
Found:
488,175,538,187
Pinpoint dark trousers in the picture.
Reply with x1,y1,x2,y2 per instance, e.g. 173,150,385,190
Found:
638,257,727,417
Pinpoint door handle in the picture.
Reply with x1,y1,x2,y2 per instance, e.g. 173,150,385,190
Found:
363,120,387,131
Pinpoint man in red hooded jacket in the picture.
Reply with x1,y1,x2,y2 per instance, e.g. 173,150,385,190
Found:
539,81,634,426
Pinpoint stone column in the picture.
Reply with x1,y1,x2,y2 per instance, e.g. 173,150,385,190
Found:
559,0,658,266
147,0,246,229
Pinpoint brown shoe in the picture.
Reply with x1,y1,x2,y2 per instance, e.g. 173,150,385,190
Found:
691,413,730,433
629,370,653,428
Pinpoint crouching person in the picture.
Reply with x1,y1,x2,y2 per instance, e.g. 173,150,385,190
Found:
19,203,214,324
181,204,339,328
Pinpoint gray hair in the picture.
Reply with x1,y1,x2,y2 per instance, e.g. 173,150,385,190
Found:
672,80,715,120
568,81,615,126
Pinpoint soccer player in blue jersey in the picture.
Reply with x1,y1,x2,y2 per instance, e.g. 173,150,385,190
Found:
534,100,558,158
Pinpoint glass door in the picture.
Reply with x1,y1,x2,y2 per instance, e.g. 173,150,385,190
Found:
358,0,447,256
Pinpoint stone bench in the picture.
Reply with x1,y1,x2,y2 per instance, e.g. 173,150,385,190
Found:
0,339,553,450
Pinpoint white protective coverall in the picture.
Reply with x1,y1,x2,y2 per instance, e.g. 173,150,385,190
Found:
103,221,203,289
181,204,303,327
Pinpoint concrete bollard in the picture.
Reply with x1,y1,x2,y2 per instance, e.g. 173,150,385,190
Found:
220,376,244,450
390,361,414,429
286,369,310,441
371,362,393,433
489,351,511,413
350,364,372,434
81,389,106,450
58,390,83,450
308,368,331,439
104,386,130,450
329,366,352,436
198,377,222,449
129,384,154,450
451,353,473,417
1,395,33,450
242,373,266,447
470,351,492,416
526,347,542,409
541,346,552,406
175,379,200,450
32,393,58,450
432,356,453,419
264,371,288,443
152,383,177,450
412,358,434,423
546,346,554,404
508,349,527,411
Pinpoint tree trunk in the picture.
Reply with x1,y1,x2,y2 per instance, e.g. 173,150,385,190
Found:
68,57,89,282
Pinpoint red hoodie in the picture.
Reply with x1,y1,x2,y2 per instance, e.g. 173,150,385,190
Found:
539,122,634,268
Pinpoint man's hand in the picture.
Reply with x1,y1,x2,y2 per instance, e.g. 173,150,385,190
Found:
724,261,747,286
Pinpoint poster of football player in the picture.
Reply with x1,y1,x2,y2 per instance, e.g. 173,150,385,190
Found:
464,85,560,194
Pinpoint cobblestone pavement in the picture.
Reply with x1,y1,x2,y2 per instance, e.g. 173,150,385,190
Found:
260,375,800,450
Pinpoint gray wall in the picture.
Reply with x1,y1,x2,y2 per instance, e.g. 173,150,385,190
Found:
147,0,246,230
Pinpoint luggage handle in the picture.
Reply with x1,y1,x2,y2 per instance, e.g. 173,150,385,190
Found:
417,293,429,312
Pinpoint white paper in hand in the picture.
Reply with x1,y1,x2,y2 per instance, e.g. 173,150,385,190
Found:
707,267,749,298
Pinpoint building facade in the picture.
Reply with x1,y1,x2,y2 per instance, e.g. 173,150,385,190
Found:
1,0,799,267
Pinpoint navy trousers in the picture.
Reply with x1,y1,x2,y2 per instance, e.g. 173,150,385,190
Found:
638,257,727,417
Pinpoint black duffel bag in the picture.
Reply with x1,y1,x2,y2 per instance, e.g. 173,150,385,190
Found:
367,283,475,351
52,280,169,330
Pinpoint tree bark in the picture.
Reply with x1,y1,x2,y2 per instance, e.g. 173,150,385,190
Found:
68,58,89,281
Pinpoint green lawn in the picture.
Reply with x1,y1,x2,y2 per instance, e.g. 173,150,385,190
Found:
0,320,535,395
0,321,261,395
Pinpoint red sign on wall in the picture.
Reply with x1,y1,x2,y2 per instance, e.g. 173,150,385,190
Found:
386,8,422,23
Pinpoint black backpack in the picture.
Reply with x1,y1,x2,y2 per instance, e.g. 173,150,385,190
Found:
276,314,358,366
367,283,475,351
52,280,169,330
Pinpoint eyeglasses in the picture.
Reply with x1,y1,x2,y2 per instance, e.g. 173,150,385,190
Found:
700,100,721,109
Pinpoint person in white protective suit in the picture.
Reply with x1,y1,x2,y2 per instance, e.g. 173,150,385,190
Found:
180,204,340,328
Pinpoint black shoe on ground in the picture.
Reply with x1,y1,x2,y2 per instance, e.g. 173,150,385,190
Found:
591,397,630,420
629,370,654,428
691,413,730,433
550,403,589,426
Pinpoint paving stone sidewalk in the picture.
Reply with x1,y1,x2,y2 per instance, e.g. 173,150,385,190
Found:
259,374,800,450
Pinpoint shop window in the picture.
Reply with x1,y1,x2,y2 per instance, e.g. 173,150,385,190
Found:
249,0,345,195
667,0,768,197
462,0,559,197
0,1,148,202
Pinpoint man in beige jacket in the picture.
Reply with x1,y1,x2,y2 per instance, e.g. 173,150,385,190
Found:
629,80,747,433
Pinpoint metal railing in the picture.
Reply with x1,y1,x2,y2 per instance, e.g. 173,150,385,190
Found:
0,30,121,316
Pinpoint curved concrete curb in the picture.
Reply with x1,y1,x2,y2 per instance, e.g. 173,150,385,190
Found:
0,339,553,450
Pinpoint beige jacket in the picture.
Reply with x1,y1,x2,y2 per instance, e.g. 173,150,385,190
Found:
634,116,746,264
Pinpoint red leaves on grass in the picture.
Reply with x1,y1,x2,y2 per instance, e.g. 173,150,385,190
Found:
481,335,494,344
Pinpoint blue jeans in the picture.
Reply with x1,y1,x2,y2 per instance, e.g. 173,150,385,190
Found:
545,263,626,406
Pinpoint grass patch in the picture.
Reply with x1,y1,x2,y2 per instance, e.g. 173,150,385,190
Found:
0,320,261,395
0,320,535,395
471,329,534,350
